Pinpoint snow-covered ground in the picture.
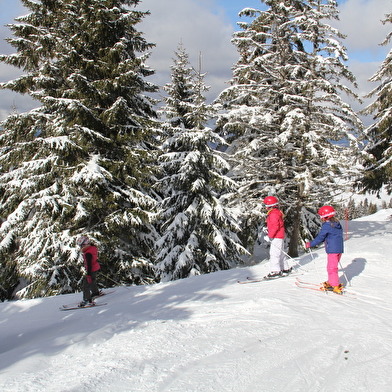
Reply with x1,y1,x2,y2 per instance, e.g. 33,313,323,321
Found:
1,210,392,392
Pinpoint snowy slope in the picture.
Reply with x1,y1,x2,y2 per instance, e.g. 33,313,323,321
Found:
1,210,392,392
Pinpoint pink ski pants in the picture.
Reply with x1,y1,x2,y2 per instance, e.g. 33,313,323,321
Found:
327,253,342,287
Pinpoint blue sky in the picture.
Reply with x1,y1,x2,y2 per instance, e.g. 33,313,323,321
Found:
213,0,389,62
0,0,390,121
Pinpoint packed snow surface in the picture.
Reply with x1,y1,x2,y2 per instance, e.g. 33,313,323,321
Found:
1,210,392,392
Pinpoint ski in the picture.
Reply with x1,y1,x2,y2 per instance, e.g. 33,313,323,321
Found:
237,278,266,284
60,302,107,311
295,281,348,296
237,275,284,284
60,290,115,309
296,278,355,293
237,271,300,284
295,279,355,298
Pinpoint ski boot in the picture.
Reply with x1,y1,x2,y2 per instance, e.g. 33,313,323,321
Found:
323,283,344,295
281,267,293,276
78,300,94,308
331,284,344,295
264,271,282,280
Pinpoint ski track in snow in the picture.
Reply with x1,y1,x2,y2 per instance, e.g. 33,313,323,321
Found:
1,210,392,391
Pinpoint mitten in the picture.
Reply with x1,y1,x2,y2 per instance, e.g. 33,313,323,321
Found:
86,275,92,284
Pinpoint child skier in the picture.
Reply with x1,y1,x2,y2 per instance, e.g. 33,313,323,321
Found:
77,236,101,307
263,196,291,279
305,205,344,294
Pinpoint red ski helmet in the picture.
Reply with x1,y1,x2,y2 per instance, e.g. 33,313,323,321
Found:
264,196,278,208
318,205,336,219
77,235,90,247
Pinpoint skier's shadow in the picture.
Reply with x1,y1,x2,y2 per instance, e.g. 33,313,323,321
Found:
340,257,367,284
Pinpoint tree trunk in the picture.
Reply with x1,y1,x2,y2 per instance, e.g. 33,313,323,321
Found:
288,203,301,257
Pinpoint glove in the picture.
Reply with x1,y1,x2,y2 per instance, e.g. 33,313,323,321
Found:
305,242,311,249
264,235,271,243
86,275,92,284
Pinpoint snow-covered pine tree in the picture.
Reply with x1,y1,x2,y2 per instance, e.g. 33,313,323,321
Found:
216,0,363,256
155,47,248,281
159,42,196,136
358,12,392,195
0,0,159,299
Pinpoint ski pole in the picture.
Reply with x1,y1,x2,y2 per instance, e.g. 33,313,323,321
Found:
100,272,132,291
269,239,307,272
308,247,327,294
308,247,327,295
339,261,351,287
282,248,308,271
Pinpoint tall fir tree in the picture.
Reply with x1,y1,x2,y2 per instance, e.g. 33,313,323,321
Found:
0,0,159,299
358,12,392,195
155,46,248,281
216,0,363,256
159,42,196,135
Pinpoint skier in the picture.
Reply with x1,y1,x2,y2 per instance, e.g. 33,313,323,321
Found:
305,205,344,294
77,236,101,307
263,196,291,279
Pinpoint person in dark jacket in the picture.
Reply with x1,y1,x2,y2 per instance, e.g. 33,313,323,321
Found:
305,206,344,294
77,236,101,307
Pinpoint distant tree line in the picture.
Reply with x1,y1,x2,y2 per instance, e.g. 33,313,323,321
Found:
335,198,390,221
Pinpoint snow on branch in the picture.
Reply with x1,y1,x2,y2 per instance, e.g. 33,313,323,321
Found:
70,154,112,185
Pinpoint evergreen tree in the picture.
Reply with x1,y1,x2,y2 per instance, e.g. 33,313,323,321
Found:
216,0,363,256
155,47,247,281
0,0,159,298
346,199,358,220
358,13,392,195
159,42,196,135
368,202,378,215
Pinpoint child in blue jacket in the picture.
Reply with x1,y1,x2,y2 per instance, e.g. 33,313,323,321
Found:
306,206,344,294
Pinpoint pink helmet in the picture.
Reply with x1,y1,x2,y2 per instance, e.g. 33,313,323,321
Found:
77,236,90,247
318,205,336,219
264,196,278,207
